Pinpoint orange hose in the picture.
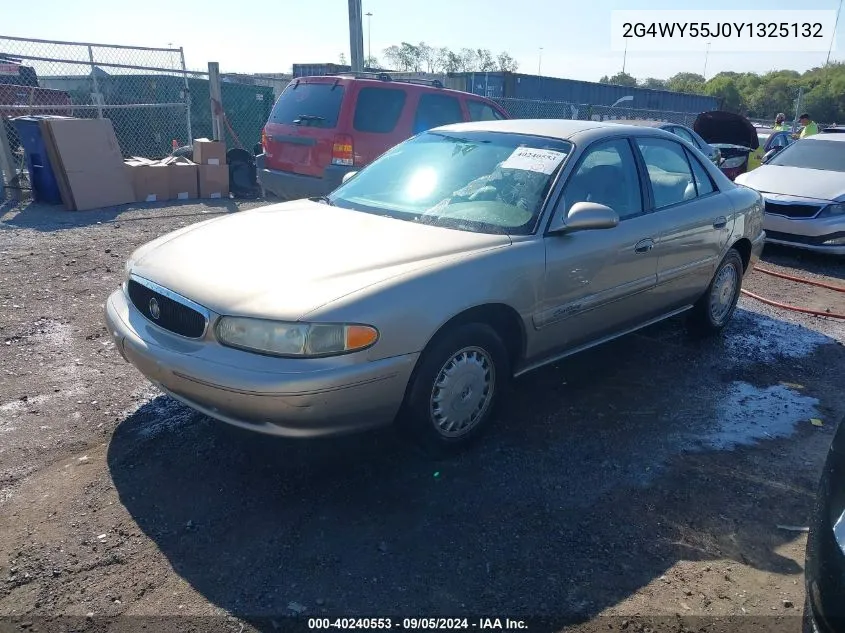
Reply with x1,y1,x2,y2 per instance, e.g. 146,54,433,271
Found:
753,265,845,293
740,288,845,320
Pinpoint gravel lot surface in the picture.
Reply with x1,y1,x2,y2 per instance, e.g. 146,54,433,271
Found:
1,198,844,632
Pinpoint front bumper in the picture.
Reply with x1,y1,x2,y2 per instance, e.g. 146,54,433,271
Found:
105,288,418,437
255,153,353,200
763,202,845,255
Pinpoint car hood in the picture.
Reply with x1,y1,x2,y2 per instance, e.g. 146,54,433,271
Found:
736,165,844,202
130,200,512,320
694,111,760,150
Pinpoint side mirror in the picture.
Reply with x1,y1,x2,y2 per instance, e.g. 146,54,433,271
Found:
549,201,620,234
342,171,358,184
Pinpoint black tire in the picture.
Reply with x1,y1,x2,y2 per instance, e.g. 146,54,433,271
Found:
688,248,744,336
399,323,510,456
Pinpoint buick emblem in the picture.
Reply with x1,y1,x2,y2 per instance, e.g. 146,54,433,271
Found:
148,297,161,320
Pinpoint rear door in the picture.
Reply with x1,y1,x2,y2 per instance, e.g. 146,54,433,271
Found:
633,136,732,308
263,78,347,177
348,84,410,165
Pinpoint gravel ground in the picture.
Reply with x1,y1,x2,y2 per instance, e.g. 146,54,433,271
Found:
0,198,844,633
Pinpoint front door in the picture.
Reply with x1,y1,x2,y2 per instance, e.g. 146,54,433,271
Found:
530,138,664,359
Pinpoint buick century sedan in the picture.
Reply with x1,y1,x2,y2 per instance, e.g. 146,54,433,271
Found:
106,119,765,453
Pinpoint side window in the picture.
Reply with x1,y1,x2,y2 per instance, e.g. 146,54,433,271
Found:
671,126,696,145
561,139,643,219
771,133,789,149
684,148,715,196
414,93,463,133
468,100,504,121
353,87,407,133
635,138,697,209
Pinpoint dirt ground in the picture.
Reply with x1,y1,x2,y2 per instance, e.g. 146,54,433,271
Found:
1,198,844,633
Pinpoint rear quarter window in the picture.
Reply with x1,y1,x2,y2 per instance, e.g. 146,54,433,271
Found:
353,87,407,133
467,100,505,122
414,93,464,133
269,82,345,128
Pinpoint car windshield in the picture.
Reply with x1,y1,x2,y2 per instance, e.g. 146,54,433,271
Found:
768,139,845,172
327,130,573,235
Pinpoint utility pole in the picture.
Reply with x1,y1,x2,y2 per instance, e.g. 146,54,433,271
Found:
793,86,804,133
827,0,844,65
703,42,711,80
622,39,628,74
348,0,365,72
366,12,373,66
538,47,543,76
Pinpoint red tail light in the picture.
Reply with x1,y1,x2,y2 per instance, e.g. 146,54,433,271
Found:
261,128,268,150
332,134,354,166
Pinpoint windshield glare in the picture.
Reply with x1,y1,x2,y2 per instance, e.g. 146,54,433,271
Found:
328,131,573,234
769,139,845,172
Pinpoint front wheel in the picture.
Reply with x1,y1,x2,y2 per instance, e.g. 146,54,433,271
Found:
399,323,509,455
688,248,744,336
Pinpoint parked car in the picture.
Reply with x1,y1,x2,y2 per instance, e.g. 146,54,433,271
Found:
735,134,845,255
256,72,511,200
758,128,794,161
804,415,845,633
693,111,760,181
606,119,723,168
106,120,764,453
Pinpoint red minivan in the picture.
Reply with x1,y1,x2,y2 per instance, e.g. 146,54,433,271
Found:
257,73,511,200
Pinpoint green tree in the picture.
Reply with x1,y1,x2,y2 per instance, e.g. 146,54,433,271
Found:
497,51,519,72
599,71,637,87
666,72,706,94
704,76,742,112
639,77,667,89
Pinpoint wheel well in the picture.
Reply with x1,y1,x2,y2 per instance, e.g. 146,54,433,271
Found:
731,238,752,272
428,304,526,367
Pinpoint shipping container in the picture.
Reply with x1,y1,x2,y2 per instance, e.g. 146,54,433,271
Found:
292,63,389,78
447,71,719,114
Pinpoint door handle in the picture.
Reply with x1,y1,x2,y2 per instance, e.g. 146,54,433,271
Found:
713,216,728,229
634,239,654,254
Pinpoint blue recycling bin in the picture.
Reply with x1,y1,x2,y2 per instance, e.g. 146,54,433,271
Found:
11,115,70,205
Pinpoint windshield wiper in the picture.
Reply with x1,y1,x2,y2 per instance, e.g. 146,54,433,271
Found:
310,195,334,206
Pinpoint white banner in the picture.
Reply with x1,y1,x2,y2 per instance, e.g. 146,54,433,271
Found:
610,10,837,53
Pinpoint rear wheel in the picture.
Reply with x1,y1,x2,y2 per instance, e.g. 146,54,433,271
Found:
400,323,509,455
688,248,744,336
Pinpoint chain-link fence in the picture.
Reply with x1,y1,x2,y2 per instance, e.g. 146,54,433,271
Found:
493,98,701,127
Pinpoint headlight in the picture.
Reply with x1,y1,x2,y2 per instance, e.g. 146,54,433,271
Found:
215,317,379,357
819,203,845,218
720,155,747,169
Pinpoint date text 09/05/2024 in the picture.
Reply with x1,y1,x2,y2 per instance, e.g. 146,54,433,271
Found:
307,618,528,630
622,21,824,39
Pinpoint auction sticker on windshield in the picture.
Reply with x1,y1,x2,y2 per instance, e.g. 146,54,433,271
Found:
501,148,567,175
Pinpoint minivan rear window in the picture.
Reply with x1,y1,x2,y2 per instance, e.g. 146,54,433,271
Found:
269,82,345,128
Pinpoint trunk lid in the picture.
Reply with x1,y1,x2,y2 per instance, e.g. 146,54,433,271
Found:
262,78,347,178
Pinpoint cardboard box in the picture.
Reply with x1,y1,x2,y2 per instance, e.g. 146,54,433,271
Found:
162,156,199,200
39,118,134,211
199,164,229,199
125,157,169,203
193,138,227,166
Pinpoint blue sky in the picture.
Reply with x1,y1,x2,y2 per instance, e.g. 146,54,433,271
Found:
3,0,843,81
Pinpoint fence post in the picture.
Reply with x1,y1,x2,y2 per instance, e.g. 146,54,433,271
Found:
208,62,223,141
180,48,193,145
87,46,104,119
0,125,20,201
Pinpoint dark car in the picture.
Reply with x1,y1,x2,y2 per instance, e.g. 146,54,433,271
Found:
804,415,845,632
256,73,511,200
693,111,760,181
606,119,722,167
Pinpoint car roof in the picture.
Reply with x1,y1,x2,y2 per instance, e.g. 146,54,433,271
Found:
433,118,670,141
604,119,671,128
806,133,845,142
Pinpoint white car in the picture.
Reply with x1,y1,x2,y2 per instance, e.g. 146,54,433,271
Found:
736,134,845,255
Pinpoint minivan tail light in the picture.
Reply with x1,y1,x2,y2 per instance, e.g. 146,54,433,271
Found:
332,134,354,166
261,128,267,150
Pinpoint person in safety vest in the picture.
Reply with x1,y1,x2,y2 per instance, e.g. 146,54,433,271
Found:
794,113,819,139
772,113,790,132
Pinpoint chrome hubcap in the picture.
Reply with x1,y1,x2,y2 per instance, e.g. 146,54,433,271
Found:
430,346,495,438
710,263,738,324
